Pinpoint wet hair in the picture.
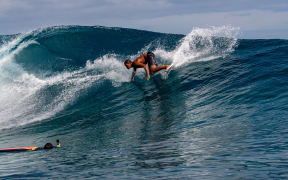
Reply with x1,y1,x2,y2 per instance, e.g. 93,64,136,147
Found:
124,59,132,65
44,143,53,149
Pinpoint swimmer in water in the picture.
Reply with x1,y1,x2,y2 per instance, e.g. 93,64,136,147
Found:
0,140,61,152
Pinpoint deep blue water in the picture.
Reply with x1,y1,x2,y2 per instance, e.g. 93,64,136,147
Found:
0,25,288,179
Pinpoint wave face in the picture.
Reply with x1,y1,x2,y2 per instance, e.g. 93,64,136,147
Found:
0,26,288,179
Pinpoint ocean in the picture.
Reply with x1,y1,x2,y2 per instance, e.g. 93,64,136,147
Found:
0,25,287,179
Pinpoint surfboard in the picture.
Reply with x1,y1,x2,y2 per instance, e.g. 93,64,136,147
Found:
0,146,39,152
165,63,174,74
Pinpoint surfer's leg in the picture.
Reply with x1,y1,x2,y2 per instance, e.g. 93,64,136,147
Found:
147,52,169,74
150,65,169,74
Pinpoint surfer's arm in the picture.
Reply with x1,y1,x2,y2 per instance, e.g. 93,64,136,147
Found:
133,62,150,80
140,63,150,80
144,65,150,80
131,69,136,82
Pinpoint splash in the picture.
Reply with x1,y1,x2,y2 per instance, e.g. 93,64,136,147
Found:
154,26,239,67
85,54,131,86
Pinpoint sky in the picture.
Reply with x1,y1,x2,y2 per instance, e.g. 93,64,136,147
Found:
0,0,288,38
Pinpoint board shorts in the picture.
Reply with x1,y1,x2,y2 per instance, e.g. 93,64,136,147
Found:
146,52,158,67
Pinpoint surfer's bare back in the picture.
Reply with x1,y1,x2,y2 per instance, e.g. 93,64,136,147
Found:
124,52,169,81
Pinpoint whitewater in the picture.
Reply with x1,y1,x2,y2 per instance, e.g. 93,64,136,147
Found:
0,25,287,179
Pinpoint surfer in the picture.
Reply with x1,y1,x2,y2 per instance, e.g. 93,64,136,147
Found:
124,52,170,81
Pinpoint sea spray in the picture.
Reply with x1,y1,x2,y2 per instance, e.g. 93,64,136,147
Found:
154,26,239,67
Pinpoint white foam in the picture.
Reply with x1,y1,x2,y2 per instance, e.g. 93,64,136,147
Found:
0,43,132,129
86,54,132,84
154,26,239,68
0,35,23,58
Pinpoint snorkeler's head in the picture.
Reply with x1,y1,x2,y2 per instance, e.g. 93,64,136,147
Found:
56,139,61,148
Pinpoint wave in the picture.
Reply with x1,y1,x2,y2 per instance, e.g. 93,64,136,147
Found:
0,25,239,129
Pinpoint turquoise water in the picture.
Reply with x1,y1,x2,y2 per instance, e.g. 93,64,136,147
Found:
0,26,288,179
